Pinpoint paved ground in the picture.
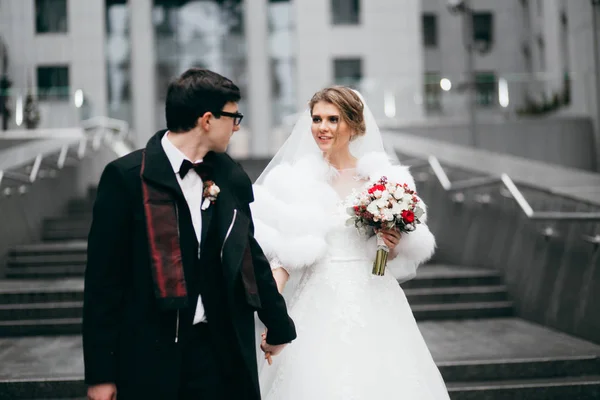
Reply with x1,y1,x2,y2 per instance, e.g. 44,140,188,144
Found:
1,318,599,381
420,318,600,363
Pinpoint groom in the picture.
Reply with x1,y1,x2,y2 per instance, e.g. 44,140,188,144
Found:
83,68,296,400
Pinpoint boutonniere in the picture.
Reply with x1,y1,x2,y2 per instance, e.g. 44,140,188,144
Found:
202,180,220,210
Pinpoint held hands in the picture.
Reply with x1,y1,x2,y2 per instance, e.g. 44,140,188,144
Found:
377,228,401,250
87,383,117,400
261,330,287,366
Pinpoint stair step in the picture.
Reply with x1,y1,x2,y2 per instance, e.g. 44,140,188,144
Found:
0,301,83,320
0,378,86,400
10,241,87,256
42,231,89,241
0,318,82,337
405,285,509,304
403,265,503,289
42,220,90,241
439,356,600,382
8,253,87,266
0,290,83,304
412,301,514,320
5,266,85,279
67,198,94,214
447,375,600,400
44,218,92,228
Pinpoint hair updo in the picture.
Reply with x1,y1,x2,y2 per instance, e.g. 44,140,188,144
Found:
309,86,366,139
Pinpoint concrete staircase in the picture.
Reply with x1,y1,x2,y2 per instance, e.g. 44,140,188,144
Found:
0,188,599,399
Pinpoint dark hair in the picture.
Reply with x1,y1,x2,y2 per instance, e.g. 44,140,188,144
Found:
165,68,241,132
309,86,366,139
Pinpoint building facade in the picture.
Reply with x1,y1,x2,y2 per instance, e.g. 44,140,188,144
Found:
1,0,599,158
420,0,574,117
0,0,422,155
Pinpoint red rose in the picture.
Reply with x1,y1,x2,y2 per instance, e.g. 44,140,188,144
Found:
401,210,415,223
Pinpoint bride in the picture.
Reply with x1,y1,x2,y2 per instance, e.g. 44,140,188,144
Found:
251,87,449,399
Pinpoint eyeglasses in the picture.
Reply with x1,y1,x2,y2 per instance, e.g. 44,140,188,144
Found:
215,110,244,126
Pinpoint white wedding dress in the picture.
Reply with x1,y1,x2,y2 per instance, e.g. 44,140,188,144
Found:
258,169,450,400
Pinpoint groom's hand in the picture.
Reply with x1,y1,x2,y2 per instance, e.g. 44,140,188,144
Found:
87,383,117,400
262,342,287,355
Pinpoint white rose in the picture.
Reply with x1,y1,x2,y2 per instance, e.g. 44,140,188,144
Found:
382,209,395,221
376,198,389,208
373,190,383,199
398,198,411,210
208,185,220,196
367,202,379,215
391,201,403,215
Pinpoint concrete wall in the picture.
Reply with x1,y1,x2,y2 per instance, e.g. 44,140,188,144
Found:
418,171,600,345
389,116,597,171
0,166,77,275
0,145,119,276
387,132,600,344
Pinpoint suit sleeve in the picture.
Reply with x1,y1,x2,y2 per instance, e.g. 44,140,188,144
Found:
82,162,132,385
235,170,297,345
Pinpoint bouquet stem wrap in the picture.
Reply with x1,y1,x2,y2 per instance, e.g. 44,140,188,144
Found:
372,232,389,276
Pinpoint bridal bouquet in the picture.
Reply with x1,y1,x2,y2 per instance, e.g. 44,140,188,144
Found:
346,176,425,276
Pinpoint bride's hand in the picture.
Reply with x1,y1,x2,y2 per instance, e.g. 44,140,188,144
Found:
378,228,401,250
261,330,273,365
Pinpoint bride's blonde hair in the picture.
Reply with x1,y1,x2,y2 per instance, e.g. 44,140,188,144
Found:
309,86,366,140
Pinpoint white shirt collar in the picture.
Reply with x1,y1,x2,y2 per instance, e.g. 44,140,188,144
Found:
161,131,203,174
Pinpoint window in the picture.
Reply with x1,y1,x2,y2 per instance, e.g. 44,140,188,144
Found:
475,72,496,107
37,66,69,100
331,0,360,25
36,0,68,34
422,14,438,48
424,72,441,112
333,58,362,88
472,12,493,51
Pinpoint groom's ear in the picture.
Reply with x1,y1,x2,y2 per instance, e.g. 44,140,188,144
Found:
198,112,213,132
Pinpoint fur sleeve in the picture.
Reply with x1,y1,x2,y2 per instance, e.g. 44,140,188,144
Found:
250,162,336,273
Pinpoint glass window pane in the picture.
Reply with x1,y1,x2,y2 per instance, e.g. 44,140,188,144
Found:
475,72,496,107
424,72,441,112
269,0,296,125
472,12,493,49
333,58,362,88
423,14,438,48
36,0,68,34
152,0,247,127
106,0,132,125
331,0,360,25
37,65,70,100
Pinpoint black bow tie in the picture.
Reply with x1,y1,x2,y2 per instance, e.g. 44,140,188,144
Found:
179,160,213,180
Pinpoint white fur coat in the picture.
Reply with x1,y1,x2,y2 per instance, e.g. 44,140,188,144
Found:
250,152,436,283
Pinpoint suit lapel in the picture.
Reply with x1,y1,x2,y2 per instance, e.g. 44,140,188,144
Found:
200,204,213,250
141,130,185,202
141,131,197,302
206,155,247,278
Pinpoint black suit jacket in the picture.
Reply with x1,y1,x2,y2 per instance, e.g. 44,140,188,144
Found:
82,130,296,399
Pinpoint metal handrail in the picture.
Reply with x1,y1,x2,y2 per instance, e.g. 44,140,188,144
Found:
0,117,132,197
410,156,600,223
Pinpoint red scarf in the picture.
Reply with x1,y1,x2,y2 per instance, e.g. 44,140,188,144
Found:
141,151,188,309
